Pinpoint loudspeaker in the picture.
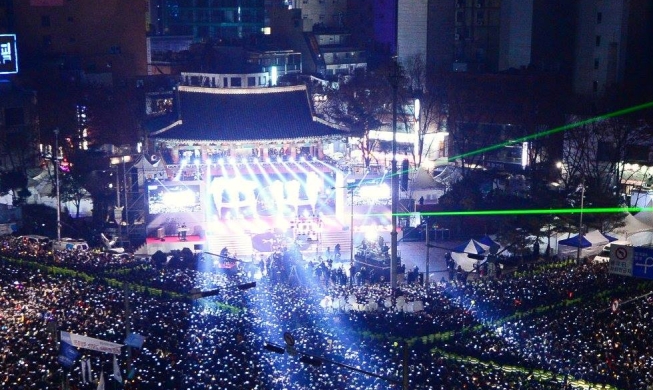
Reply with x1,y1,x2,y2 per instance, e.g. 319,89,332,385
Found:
401,159,409,191
194,244,203,251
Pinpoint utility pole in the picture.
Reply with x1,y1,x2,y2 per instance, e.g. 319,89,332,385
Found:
576,179,585,265
390,59,401,293
54,128,61,241
349,185,354,286
425,217,430,286
403,342,409,390
124,283,132,374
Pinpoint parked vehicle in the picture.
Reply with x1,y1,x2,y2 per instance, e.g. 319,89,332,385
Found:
593,240,632,263
19,235,50,247
52,238,89,251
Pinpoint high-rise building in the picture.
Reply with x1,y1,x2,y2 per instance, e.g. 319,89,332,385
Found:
397,0,428,66
572,0,653,98
440,0,532,73
11,0,148,83
284,0,348,32
149,0,266,41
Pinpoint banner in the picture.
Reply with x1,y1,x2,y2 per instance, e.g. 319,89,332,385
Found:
97,372,105,390
57,340,80,368
113,355,123,383
61,331,123,355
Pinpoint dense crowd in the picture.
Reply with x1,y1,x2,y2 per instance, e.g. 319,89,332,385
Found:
1,234,652,389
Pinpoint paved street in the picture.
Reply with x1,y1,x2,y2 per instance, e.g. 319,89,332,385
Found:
329,238,466,284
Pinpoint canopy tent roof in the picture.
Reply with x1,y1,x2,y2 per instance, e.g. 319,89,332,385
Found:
453,239,489,255
412,168,440,190
452,238,490,272
558,230,617,248
612,213,653,236
558,235,592,248
477,235,501,252
634,200,653,227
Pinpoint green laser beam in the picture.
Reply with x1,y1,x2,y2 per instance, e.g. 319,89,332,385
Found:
339,101,653,182
355,207,653,218
448,100,653,161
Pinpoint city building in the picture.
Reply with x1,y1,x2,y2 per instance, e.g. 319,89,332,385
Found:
148,0,266,41
572,0,653,98
11,0,148,83
284,0,348,32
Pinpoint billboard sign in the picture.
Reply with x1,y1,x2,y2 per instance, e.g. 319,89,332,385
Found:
632,246,653,280
609,244,653,280
608,244,633,276
0,34,18,74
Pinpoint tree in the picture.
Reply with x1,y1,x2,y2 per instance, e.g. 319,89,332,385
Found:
58,168,90,219
561,115,652,233
0,169,31,206
400,54,447,169
315,64,405,167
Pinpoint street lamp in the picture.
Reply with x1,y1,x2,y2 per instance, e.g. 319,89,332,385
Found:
348,184,355,286
576,180,586,264
389,59,402,293
54,128,61,241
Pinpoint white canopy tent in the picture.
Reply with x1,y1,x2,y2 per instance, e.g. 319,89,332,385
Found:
611,212,653,246
634,200,653,228
451,239,489,272
557,230,616,259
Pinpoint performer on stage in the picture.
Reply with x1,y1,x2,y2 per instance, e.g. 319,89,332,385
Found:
179,222,188,241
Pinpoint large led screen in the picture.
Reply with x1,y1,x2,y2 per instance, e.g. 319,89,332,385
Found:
147,184,201,215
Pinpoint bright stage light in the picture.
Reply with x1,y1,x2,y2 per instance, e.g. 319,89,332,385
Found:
218,158,225,165
359,183,390,200
162,189,196,207
229,157,237,165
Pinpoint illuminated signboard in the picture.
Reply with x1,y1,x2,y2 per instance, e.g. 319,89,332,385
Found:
609,244,653,280
0,34,18,74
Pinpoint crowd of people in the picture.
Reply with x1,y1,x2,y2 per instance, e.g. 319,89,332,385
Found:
1,234,653,389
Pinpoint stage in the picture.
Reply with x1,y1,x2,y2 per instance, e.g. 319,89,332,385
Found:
140,235,205,255
135,214,383,261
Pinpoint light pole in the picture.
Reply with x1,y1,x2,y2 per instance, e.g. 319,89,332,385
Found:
425,217,431,286
576,180,586,264
54,128,61,241
389,60,401,293
349,186,354,280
